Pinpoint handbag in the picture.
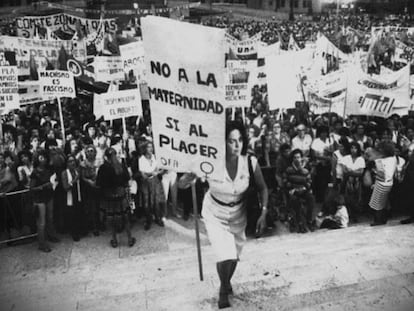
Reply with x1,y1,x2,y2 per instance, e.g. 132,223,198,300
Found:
245,155,262,236
362,169,373,188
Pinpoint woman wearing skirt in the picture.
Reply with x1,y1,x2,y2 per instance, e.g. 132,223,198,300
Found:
369,142,397,226
202,121,268,309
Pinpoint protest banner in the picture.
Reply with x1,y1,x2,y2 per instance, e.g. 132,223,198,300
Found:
39,70,76,142
0,36,86,77
0,51,17,66
15,13,117,38
119,41,146,83
94,89,142,121
142,16,226,181
308,90,346,116
93,56,124,82
225,32,261,60
18,82,43,106
304,68,348,97
346,65,410,117
0,66,19,116
225,60,256,108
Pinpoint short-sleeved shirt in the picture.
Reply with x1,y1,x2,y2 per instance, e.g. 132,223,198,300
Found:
342,155,366,172
291,134,313,156
139,154,158,174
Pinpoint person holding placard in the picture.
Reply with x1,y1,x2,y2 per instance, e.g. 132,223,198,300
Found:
201,121,268,309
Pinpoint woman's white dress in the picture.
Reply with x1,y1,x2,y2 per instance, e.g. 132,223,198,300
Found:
202,155,257,262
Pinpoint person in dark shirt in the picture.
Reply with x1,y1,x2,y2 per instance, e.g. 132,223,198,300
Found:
30,150,60,253
96,148,135,248
283,149,315,233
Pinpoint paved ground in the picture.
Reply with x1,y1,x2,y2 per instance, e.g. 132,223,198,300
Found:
1,216,414,311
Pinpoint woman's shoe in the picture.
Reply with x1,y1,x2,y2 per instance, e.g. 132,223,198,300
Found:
72,235,80,242
110,239,118,248
128,237,136,247
144,222,151,231
401,218,414,224
93,230,100,236
218,292,230,309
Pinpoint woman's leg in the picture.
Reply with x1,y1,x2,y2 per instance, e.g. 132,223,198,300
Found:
45,199,60,242
36,203,50,252
216,260,235,309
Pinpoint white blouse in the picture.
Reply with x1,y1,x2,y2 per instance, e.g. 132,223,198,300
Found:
208,155,258,204
342,155,366,172
139,154,158,174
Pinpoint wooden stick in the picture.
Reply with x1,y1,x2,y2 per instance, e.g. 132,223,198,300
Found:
191,180,203,281
57,97,66,144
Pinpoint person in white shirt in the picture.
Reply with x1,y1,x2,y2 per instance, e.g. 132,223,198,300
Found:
311,125,334,203
291,123,313,158
331,138,350,189
342,142,366,221
320,195,349,229
138,141,166,230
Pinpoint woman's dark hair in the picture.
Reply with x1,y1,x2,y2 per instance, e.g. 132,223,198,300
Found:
290,148,303,163
17,150,33,165
337,137,350,154
226,121,248,155
316,125,329,138
33,149,50,168
65,154,79,167
349,141,362,157
279,143,291,154
377,141,395,157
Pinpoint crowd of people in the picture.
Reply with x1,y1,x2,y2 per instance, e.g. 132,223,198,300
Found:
1,11,414,255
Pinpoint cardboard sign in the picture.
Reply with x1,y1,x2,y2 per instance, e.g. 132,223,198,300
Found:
94,89,142,120
120,41,146,83
0,66,19,115
39,70,76,98
225,60,256,108
225,33,261,60
93,56,124,82
16,13,117,38
142,16,226,180
347,65,410,117
0,36,85,77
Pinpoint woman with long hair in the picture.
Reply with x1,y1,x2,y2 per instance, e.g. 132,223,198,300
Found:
30,150,60,252
96,148,135,248
62,155,83,241
342,142,366,221
202,121,268,309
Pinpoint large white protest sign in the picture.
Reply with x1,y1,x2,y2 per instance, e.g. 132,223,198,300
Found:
93,56,124,82
266,51,306,110
142,16,226,180
0,36,86,77
39,70,76,99
304,68,348,97
0,66,19,115
225,60,256,108
120,41,146,83
94,89,142,121
16,13,117,38
347,65,410,117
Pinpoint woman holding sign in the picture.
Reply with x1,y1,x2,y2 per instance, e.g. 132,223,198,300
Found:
202,121,268,309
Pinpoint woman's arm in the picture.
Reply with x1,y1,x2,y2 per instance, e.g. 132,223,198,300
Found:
61,170,71,191
253,159,268,214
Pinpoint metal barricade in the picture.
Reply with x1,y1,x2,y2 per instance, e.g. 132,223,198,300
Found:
0,188,37,245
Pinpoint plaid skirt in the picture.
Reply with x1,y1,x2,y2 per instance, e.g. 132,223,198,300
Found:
100,197,129,219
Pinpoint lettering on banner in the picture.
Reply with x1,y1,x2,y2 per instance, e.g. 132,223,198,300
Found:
358,94,395,116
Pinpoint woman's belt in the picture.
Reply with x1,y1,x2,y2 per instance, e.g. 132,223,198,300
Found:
210,194,243,207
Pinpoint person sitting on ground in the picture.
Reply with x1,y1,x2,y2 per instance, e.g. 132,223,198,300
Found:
318,195,349,229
